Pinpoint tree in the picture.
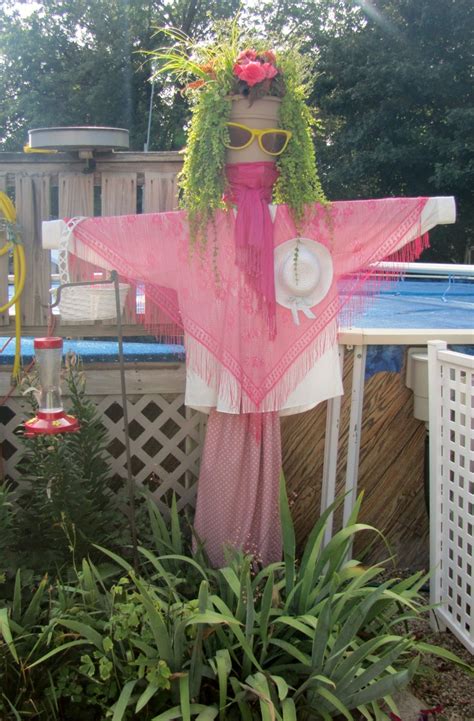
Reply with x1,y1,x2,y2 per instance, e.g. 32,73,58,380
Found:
2,0,472,260
0,0,240,151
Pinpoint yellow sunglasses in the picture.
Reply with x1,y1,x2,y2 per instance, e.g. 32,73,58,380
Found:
223,122,292,156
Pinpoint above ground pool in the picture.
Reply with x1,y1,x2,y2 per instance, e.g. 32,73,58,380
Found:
345,277,474,330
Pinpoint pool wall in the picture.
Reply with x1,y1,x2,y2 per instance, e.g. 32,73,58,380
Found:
282,345,430,567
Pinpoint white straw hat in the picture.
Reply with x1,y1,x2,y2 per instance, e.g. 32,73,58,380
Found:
274,237,334,325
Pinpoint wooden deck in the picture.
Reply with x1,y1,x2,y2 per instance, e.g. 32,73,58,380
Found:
0,151,182,334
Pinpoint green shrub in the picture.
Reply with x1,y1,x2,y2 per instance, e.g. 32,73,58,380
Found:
0,482,17,583
1,483,471,720
12,356,127,574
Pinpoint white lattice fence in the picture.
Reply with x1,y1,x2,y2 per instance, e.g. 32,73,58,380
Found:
0,395,30,483
0,368,205,513
428,341,474,654
97,393,204,511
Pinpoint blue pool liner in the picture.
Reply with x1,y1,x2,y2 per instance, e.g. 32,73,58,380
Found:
0,338,185,365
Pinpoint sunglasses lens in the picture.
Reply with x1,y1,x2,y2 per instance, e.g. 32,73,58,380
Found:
261,131,289,155
226,125,253,149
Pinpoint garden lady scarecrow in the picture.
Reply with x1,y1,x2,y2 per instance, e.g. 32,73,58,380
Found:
44,30,455,566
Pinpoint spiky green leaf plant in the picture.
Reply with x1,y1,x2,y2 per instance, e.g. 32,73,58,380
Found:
1,490,472,720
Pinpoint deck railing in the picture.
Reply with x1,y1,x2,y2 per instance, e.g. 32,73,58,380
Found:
0,151,182,336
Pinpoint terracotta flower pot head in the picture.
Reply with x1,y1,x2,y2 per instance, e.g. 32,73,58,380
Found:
224,48,286,165
225,95,282,165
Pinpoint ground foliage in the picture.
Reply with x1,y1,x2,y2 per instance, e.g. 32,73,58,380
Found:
406,601,474,720
1,480,472,719
0,361,472,718
0,0,472,255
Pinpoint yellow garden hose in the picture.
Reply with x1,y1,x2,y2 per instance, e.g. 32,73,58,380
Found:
0,191,26,380
23,144,57,154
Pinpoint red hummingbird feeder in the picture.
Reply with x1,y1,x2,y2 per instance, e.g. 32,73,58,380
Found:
24,337,79,436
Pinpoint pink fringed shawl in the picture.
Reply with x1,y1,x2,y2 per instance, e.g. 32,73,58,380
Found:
69,197,429,411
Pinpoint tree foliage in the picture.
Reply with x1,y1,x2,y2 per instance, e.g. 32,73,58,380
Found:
1,0,472,259
0,0,240,151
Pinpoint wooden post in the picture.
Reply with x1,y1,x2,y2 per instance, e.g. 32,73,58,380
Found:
58,173,94,217
143,172,179,213
101,173,137,215
100,173,138,325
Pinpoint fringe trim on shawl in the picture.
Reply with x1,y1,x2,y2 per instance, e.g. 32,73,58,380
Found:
338,232,430,327
68,204,431,410
185,320,338,412
183,229,429,411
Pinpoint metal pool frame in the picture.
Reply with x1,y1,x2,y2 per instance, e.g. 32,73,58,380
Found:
321,262,474,547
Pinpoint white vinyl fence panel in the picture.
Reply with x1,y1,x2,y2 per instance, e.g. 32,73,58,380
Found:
428,340,474,654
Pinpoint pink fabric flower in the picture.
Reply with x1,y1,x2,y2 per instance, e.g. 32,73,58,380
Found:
262,62,278,80
234,60,267,86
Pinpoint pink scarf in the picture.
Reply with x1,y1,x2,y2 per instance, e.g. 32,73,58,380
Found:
225,162,279,338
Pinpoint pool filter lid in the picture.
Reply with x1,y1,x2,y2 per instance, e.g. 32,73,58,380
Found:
28,126,129,154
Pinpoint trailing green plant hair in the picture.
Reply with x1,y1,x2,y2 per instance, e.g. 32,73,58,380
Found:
274,48,327,225
179,89,232,251
150,20,327,247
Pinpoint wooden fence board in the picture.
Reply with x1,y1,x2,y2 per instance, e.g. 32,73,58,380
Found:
101,172,137,215
100,172,138,324
14,175,51,327
58,173,94,217
1,364,186,397
58,174,94,297
143,172,179,213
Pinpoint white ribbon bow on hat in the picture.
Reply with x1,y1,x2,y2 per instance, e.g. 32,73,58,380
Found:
287,296,316,326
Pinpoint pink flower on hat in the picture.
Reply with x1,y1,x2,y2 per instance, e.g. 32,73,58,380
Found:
262,62,278,80
234,60,267,86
